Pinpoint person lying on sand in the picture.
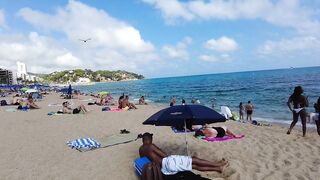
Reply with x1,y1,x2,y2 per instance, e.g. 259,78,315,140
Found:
139,132,228,177
194,125,237,138
27,96,40,109
62,101,88,114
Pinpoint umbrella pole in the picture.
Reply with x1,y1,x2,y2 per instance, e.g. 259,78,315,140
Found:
184,120,189,156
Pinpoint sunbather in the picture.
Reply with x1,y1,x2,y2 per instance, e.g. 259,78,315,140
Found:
139,132,228,177
62,101,88,114
195,125,237,138
27,96,40,109
12,94,21,105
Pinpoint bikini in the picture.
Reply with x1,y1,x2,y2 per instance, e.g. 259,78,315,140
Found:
212,127,226,138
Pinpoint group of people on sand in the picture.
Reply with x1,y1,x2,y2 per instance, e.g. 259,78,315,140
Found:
118,94,137,110
239,101,254,121
287,86,320,136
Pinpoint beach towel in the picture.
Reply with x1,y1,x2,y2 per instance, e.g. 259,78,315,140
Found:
66,138,101,151
134,157,151,176
5,108,17,112
47,111,63,116
67,133,139,152
102,108,122,112
203,135,245,142
171,127,195,133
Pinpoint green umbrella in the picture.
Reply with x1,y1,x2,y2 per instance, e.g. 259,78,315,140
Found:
20,87,29,91
99,91,108,95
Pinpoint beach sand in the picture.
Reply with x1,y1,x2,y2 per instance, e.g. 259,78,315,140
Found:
0,93,320,180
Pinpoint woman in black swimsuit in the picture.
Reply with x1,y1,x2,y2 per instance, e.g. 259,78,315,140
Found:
287,86,308,137
196,125,237,138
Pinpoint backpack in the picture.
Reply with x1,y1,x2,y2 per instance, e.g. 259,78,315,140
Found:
0,100,7,106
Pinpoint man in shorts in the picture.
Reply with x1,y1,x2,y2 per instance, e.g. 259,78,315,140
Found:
139,133,228,176
245,101,254,121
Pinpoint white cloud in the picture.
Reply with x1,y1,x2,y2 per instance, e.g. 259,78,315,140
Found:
205,36,238,52
142,0,320,35
0,9,7,28
161,37,192,60
199,53,231,63
0,0,160,76
257,36,320,55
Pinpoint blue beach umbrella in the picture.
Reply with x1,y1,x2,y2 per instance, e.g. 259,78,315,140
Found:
143,104,226,126
143,104,226,155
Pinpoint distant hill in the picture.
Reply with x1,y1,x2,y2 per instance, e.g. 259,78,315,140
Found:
42,69,144,83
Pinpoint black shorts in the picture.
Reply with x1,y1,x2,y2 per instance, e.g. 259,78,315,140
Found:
247,110,253,115
212,127,226,138
73,108,81,114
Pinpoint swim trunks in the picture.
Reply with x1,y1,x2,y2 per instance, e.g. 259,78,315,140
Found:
247,110,253,115
161,155,192,175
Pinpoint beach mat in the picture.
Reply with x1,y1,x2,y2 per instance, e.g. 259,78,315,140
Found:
97,133,139,148
67,133,139,152
203,135,245,142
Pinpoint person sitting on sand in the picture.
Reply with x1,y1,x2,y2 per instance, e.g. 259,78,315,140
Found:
139,96,148,105
122,95,137,110
62,101,88,114
195,125,237,138
12,94,21,105
27,96,40,109
139,132,229,177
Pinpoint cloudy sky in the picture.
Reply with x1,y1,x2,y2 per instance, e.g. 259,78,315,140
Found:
0,0,319,78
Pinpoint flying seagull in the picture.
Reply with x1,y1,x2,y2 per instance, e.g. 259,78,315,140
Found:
79,38,91,43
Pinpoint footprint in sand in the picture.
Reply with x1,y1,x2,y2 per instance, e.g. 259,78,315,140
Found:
283,159,292,166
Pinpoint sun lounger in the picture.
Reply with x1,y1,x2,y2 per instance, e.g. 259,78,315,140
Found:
203,135,245,142
134,157,151,176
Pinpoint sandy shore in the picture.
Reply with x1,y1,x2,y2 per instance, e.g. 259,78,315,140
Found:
0,93,319,180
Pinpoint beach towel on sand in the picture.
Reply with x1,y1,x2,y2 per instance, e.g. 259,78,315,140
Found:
67,133,139,152
203,135,245,142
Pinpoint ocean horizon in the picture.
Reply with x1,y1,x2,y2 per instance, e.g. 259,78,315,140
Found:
76,66,320,124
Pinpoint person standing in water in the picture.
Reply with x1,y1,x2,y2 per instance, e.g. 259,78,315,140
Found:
287,86,309,137
245,101,254,121
239,102,244,120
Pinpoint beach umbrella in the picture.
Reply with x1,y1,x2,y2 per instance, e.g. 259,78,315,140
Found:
25,89,38,93
143,104,226,154
99,91,108,95
20,87,28,91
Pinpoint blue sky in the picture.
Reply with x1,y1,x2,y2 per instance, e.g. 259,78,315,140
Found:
0,0,319,78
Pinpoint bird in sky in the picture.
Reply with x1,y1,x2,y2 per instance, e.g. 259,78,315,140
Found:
79,38,91,43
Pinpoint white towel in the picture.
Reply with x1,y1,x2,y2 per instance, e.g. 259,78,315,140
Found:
161,155,192,175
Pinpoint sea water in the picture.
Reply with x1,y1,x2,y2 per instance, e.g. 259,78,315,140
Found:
76,66,320,123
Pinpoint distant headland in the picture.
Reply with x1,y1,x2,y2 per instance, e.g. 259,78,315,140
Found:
41,69,144,85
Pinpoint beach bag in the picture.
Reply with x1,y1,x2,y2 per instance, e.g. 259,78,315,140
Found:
1,100,7,106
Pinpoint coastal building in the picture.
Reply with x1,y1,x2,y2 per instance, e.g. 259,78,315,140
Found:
16,61,41,82
0,68,13,85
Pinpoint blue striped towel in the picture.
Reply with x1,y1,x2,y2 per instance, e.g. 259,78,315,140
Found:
66,138,101,151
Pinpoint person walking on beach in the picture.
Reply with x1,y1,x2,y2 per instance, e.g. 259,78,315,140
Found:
245,101,254,121
239,102,244,120
287,86,309,137
313,97,320,136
